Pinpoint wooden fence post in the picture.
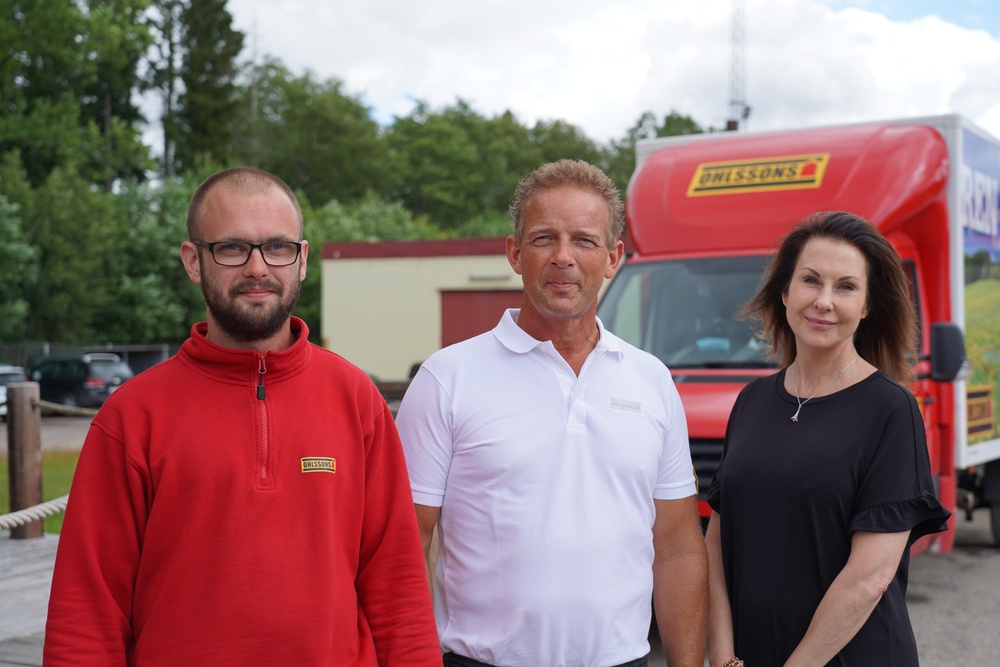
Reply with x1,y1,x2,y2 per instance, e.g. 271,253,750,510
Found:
6,382,43,539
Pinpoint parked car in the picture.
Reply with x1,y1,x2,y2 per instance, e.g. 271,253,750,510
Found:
0,364,28,420
29,352,134,408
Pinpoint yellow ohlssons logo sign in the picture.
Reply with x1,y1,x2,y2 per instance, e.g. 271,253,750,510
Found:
687,153,830,197
301,457,336,473
968,386,995,439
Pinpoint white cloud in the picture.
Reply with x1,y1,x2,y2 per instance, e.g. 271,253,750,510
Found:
227,0,1000,142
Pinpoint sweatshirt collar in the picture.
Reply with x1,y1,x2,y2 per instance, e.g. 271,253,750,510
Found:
181,316,312,385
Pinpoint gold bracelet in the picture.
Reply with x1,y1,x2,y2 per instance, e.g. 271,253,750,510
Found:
721,659,744,667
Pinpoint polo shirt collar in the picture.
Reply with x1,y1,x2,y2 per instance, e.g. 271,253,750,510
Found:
494,308,625,358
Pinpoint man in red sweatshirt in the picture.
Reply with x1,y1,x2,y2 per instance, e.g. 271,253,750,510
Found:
43,167,442,666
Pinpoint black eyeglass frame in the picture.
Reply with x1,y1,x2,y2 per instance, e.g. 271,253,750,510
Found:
192,240,303,267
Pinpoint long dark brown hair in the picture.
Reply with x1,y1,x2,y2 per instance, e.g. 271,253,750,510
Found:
742,211,917,383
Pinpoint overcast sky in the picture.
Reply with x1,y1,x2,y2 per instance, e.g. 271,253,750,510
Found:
223,0,1000,144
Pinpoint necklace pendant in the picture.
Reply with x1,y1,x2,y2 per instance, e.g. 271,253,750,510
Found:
788,355,858,425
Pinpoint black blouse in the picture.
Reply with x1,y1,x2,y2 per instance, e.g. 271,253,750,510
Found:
707,370,950,666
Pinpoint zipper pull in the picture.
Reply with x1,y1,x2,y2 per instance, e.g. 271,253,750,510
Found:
257,356,266,400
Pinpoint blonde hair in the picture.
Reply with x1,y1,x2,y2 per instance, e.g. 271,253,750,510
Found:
508,159,624,246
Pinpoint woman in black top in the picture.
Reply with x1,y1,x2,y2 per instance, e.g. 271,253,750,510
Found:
705,212,950,667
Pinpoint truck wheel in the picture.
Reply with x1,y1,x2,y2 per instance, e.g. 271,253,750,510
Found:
991,501,1000,548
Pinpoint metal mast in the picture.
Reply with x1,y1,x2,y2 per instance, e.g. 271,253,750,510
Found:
726,0,750,131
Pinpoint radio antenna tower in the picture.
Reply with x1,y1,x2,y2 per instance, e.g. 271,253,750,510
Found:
726,0,750,131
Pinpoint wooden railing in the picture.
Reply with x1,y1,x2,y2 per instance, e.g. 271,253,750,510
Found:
4,383,43,539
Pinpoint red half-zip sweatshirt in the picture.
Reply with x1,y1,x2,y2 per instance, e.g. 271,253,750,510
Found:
44,318,441,666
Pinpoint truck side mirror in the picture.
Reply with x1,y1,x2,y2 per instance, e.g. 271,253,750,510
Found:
929,322,969,382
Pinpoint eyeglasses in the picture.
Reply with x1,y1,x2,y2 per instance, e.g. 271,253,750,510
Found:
193,240,303,267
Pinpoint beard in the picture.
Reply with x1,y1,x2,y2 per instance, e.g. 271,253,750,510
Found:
202,276,301,343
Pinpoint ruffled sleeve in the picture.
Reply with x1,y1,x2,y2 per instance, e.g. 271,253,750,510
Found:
851,378,951,544
850,495,951,545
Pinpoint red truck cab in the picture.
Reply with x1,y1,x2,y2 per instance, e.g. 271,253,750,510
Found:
597,118,986,553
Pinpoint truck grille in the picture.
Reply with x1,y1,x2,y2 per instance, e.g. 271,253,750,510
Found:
690,438,724,501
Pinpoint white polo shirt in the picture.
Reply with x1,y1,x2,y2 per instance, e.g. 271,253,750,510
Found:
396,309,696,667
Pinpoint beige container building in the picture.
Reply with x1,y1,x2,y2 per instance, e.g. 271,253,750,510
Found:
321,238,522,382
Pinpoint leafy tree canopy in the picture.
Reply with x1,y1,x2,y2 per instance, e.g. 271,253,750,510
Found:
232,59,391,208
0,193,37,339
1,3,711,346
0,0,152,188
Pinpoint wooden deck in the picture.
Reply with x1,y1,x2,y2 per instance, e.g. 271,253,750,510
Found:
0,534,57,667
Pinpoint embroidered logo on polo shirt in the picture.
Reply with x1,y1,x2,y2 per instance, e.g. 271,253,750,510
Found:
610,397,642,414
301,457,336,473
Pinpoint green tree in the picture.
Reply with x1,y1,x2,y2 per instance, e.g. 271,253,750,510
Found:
603,110,706,193
0,193,38,340
450,210,514,239
233,60,391,208
79,0,154,189
386,100,541,228
22,166,125,341
148,0,242,175
658,110,706,137
0,151,37,224
312,193,437,244
0,1,89,186
529,119,603,166
174,0,244,171
0,0,152,188
102,176,204,343
147,0,184,175
385,101,481,227
465,109,543,217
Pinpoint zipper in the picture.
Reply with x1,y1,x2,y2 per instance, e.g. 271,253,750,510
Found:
257,354,271,486
257,356,266,399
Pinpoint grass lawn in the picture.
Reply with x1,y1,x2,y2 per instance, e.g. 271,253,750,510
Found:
0,449,79,534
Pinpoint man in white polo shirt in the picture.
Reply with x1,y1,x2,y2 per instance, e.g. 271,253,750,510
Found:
396,159,708,667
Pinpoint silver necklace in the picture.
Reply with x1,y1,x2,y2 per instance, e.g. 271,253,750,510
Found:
790,356,859,422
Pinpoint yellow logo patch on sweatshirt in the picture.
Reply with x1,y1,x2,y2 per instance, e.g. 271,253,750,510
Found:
301,457,336,473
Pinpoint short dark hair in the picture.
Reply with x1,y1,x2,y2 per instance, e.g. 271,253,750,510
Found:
187,167,303,240
508,159,624,246
742,211,917,383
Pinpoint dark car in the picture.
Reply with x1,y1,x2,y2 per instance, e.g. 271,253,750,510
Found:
0,364,28,420
29,352,134,408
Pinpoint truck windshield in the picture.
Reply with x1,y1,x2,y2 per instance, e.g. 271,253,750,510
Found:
597,255,777,369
